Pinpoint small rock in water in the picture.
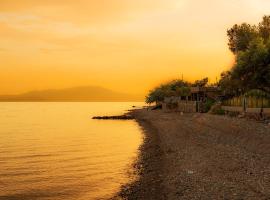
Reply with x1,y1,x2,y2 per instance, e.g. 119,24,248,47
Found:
92,115,134,120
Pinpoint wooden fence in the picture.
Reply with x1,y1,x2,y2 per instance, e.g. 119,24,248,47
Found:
222,96,270,108
222,96,270,114
162,97,198,113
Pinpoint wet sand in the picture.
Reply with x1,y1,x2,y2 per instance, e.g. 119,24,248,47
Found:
118,109,270,200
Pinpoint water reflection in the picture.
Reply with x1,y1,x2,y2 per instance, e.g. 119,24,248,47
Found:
0,102,144,200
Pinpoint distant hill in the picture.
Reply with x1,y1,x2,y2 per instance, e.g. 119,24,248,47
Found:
0,86,144,102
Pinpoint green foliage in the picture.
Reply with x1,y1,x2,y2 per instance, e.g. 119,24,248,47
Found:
220,16,270,96
212,108,225,115
259,16,270,41
227,23,257,54
218,71,241,97
227,16,270,54
145,84,171,104
192,77,209,87
232,37,270,92
204,99,215,113
145,79,191,104
175,86,191,97
145,77,211,104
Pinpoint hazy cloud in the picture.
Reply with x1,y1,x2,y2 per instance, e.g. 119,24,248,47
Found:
0,0,269,95
39,48,72,54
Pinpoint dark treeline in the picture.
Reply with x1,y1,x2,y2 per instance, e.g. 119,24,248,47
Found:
146,78,209,104
146,16,270,103
220,15,270,96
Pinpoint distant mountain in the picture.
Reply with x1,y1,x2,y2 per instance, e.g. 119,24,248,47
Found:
0,86,144,102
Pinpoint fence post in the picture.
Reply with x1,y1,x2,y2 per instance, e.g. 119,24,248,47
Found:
243,96,246,112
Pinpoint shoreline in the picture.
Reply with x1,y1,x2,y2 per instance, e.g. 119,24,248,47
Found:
117,109,166,200
117,108,270,199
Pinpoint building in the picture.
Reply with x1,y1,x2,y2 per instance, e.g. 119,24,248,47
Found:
161,86,220,113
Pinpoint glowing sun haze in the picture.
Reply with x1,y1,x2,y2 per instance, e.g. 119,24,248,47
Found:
0,0,269,95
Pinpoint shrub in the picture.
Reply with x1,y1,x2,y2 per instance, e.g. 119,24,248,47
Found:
213,109,225,115
204,99,215,113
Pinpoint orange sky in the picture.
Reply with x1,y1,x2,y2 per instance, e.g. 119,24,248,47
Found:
0,0,269,95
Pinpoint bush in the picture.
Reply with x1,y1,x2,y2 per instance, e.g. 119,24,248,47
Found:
204,99,215,113
212,109,225,115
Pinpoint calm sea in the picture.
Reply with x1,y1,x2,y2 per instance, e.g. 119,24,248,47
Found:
0,102,144,200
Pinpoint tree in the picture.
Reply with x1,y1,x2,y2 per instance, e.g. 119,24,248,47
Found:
218,71,241,97
192,77,209,87
220,16,270,96
145,84,172,104
145,79,191,104
227,23,257,54
227,16,270,54
259,15,270,42
231,38,270,92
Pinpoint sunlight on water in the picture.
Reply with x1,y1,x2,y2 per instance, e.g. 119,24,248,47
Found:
0,102,144,200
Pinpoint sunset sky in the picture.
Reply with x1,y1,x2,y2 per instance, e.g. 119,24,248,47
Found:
0,0,269,95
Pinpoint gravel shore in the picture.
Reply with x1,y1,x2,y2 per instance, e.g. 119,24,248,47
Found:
118,109,270,200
